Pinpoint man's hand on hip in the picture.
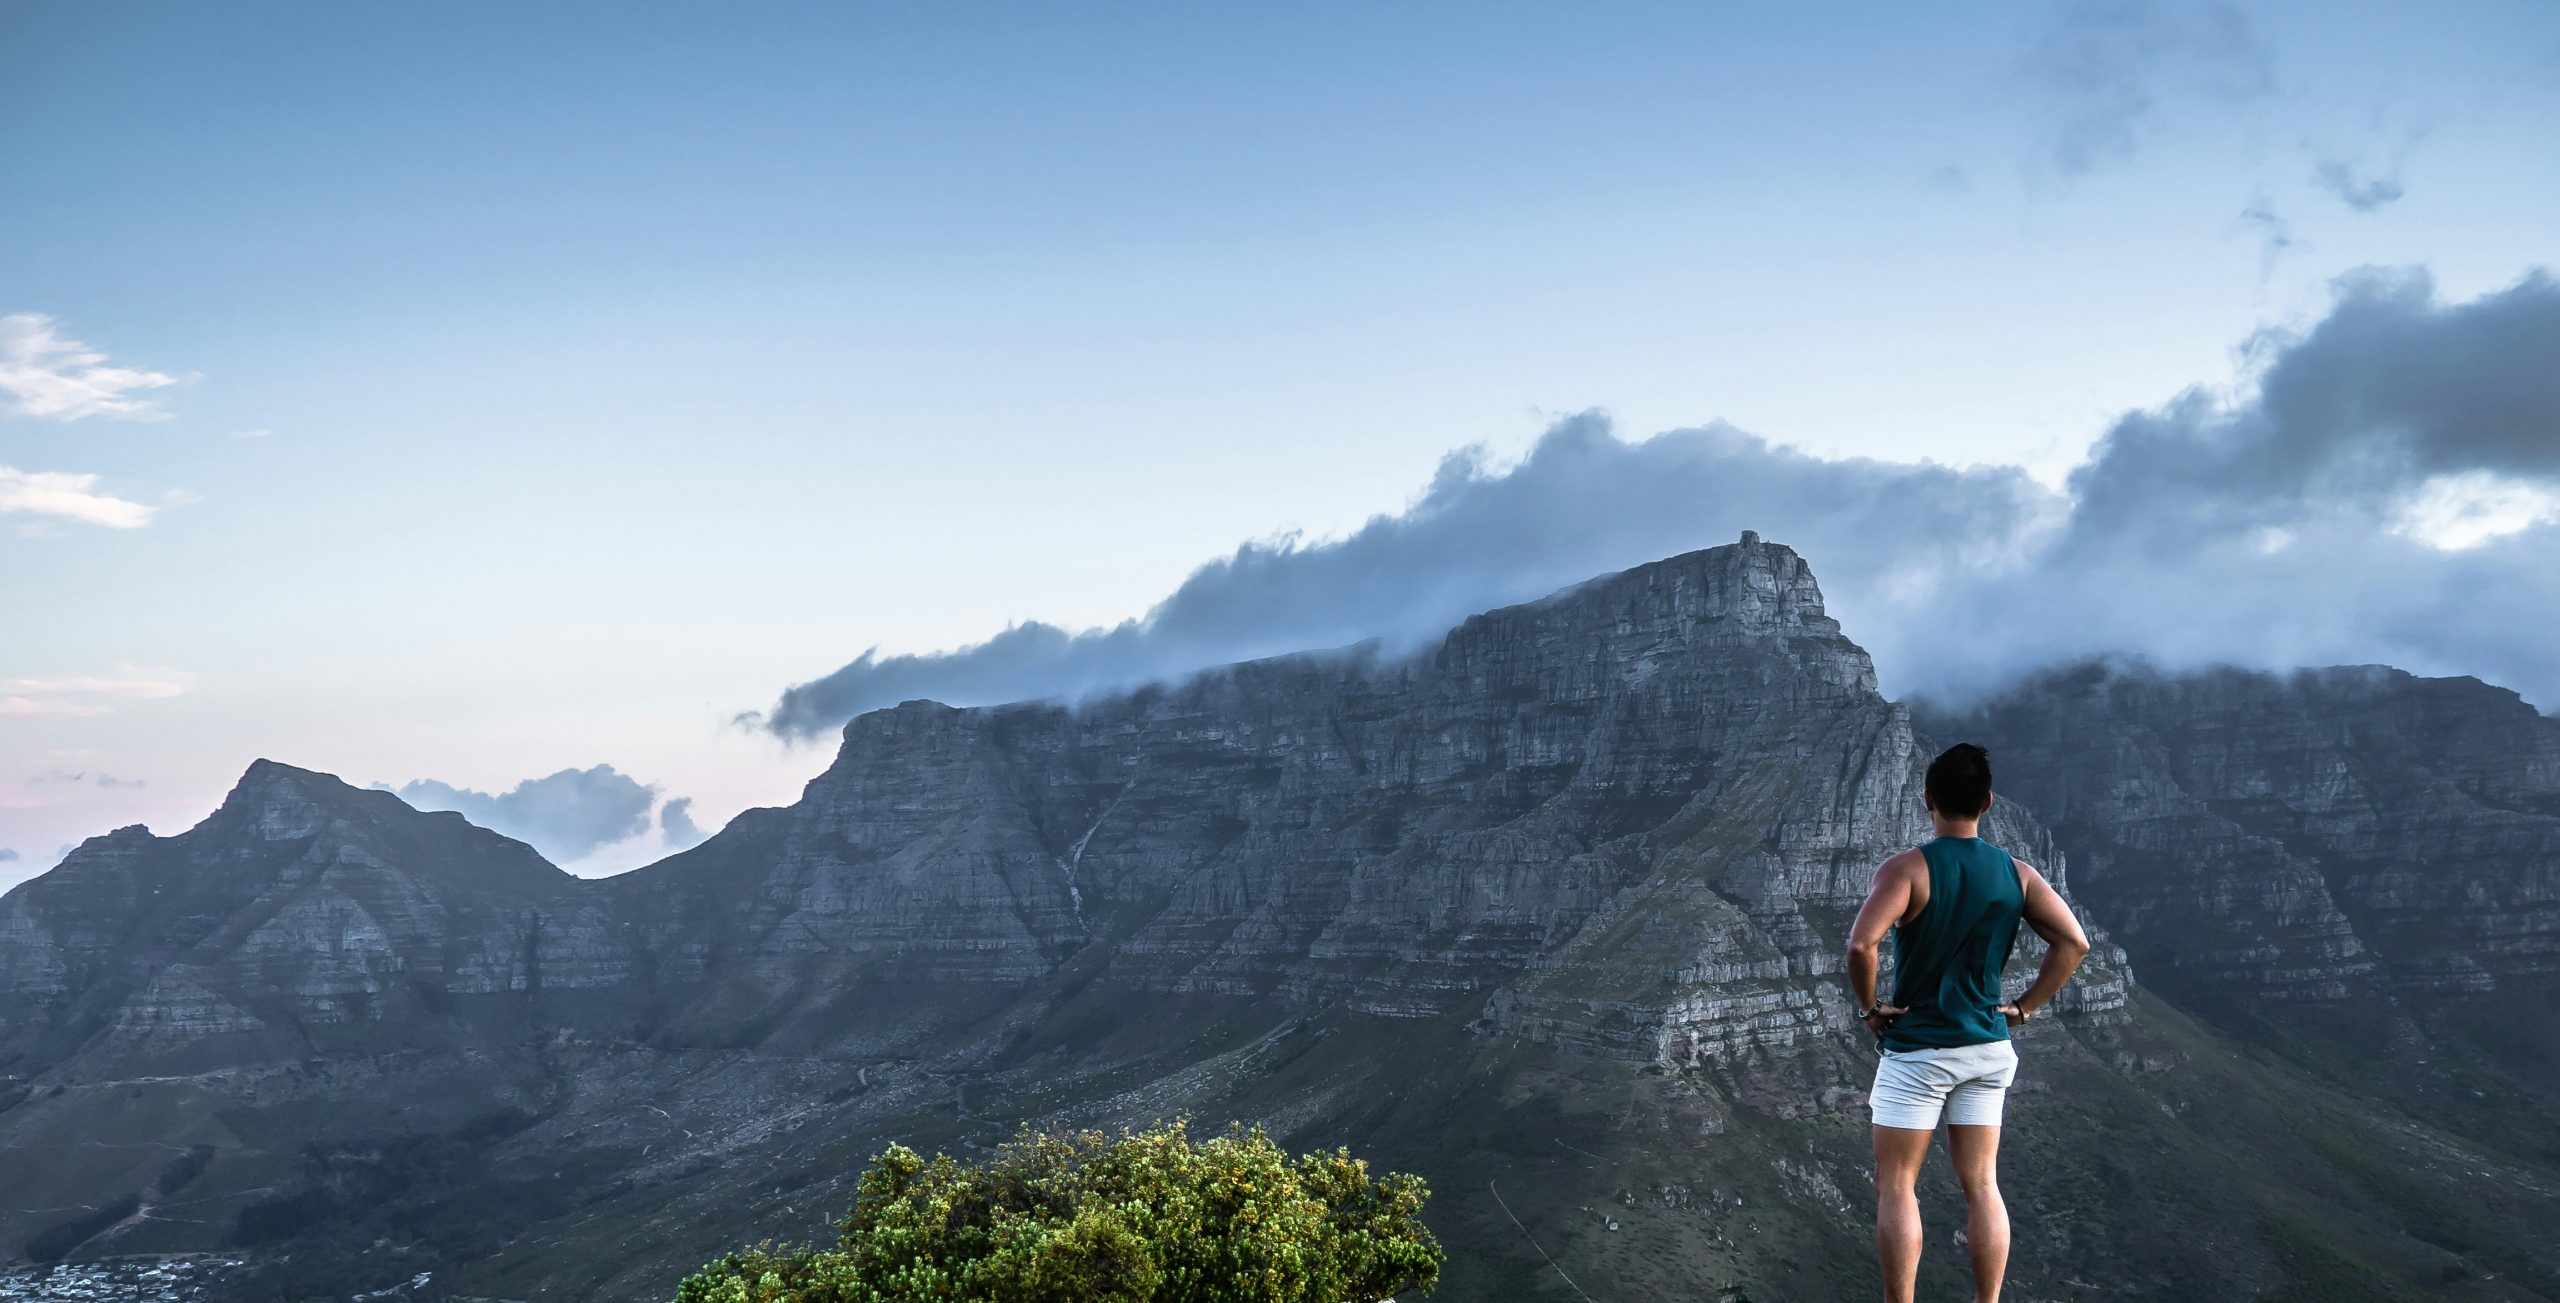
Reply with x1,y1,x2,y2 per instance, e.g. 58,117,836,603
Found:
1863,1003,1906,1037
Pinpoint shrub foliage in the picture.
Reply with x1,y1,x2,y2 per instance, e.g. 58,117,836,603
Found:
674,1120,1442,1302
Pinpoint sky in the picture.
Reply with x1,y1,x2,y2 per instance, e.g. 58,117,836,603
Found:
4,1,2557,888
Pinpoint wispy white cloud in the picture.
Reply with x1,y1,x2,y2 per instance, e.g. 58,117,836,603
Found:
0,465,156,528
0,313,181,421
2390,472,2560,550
0,669,194,721
2025,0,2275,180
30,769,146,789
2312,156,2407,213
11,672,193,700
0,697,109,720
2237,196,2303,278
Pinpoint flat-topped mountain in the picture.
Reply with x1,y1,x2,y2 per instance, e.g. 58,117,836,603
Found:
2,538,2552,1301
613,535,2126,1061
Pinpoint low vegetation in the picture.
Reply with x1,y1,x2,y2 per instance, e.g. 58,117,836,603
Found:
24,1192,140,1265
674,1120,1442,1303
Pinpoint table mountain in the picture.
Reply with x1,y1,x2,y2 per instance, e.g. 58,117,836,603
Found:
1,537,2550,1302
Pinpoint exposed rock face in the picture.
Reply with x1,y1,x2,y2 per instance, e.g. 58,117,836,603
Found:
619,537,2129,1064
1924,662,2560,1004
0,761,633,1078
1925,661,2560,1158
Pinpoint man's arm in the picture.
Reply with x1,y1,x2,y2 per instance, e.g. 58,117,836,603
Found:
1996,861,2092,1026
1846,854,1917,1036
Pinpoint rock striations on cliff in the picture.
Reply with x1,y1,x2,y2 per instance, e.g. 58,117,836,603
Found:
1,537,2550,1302
0,760,633,1079
610,534,2131,1064
1924,660,2560,1158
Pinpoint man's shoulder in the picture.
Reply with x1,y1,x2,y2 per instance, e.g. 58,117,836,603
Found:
1880,847,1929,879
1968,838,2031,873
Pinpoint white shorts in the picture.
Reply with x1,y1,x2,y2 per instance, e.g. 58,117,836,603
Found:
1869,1040,2019,1130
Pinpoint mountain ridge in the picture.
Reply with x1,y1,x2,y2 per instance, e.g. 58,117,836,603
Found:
2,536,2553,1301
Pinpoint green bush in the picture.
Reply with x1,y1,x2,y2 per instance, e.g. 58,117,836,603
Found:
674,1120,1441,1303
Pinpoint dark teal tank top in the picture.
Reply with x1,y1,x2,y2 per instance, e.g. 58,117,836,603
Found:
1881,836,2025,1051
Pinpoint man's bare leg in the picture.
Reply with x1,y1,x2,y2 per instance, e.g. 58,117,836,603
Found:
1871,1124,1932,1303
1946,1124,2009,1303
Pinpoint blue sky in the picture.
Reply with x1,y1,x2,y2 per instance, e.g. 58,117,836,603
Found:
5,2,2557,886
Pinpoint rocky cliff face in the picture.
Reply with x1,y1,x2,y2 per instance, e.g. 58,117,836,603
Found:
616,534,2128,1066
1923,661,2560,1001
1924,660,2560,1156
0,761,635,1079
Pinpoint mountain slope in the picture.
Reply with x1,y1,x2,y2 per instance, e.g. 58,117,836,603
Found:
0,538,2551,1301
0,760,636,1079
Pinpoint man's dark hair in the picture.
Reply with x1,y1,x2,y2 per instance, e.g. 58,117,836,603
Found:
1926,743,1993,818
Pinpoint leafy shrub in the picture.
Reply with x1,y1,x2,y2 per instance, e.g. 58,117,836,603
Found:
674,1120,1441,1303
156,1143,218,1197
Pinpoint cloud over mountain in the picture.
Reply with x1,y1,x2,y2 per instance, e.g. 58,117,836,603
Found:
756,268,2560,739
387,765,666,863
659,796,709,849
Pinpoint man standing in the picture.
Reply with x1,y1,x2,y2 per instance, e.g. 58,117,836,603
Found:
1846,743,2092,1303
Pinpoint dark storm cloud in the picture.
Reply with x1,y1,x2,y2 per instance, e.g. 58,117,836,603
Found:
659,796,709,849
2312,158,2406,212
387,765,659,862
2026,0,2274,178
759,267,2560,737
2060,268,2560,548
1909,268,2560,702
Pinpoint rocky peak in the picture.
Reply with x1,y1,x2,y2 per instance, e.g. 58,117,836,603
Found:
1433,533,1876,698
210,758,408,842
0,761,634,1081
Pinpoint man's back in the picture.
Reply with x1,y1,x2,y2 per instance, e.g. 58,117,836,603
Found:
1882,836,2025,1052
